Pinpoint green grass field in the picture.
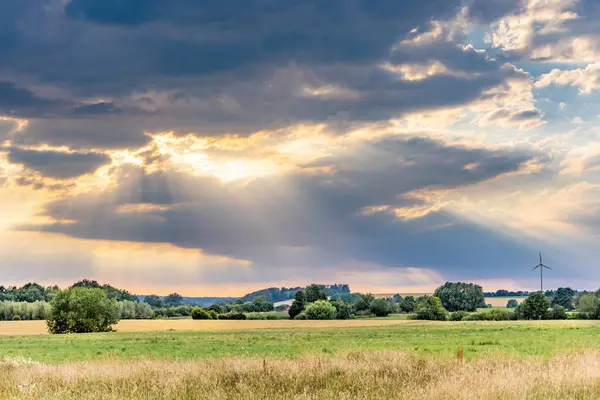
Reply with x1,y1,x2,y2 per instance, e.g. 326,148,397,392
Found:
1,320,599,364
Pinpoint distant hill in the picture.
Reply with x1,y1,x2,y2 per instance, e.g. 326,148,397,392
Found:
138,284,351,306
241,284,351,303
137,295,237,307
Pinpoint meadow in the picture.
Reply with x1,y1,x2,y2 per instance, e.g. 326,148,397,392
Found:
1,320,599,363
2,320,600,399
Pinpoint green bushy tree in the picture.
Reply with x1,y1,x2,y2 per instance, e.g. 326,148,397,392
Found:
47,288,120,334
353,293,376,312
577,293,598,313
520,293,550,320
506,299,518,308
369,298,392,317
550,287,575,310
191,307,210,320
303,300,337,320
289,290,307,319
548,305,567,320
414,296,448,321
433,282,485,312
163,293,184,307
399,296,416,313
330,300,353,320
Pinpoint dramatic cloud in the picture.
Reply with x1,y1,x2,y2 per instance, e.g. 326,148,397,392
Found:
19,136,544,280
4,147,110,179
1,0,599,293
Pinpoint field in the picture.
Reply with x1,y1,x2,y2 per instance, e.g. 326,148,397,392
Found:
484,296,527,307
2,320,600,398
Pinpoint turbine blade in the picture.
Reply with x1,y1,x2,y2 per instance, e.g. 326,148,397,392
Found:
543,265,552,270
532,265,540,271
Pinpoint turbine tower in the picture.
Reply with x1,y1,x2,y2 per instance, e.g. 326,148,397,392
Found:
532,252,551,292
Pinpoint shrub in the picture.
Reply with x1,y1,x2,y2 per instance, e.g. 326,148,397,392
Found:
304,300,337,320
414,296,448,321
569,311,589,320
520,293,550,320
47,288,120,334
548,306,567,320
294,312,307,320
191,307,210,320
219,312,246,320
506,299,518,308
207,310,219,320
450,311,469,321
464,309,513,321
12,314,21,321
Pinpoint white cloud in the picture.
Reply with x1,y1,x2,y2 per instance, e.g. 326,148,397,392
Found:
536,63,600,94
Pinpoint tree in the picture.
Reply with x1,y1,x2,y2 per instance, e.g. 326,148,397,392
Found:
399,296,416,313
304,284,328,303
289,290,307,319
369,298,392,317
433,282,485,312
414,296,448,321
551,287,575,310
577,293,598,313
164,293,184,307
191,307,210,320
330,300,353,320
520,293,550,320
303,300,337,320
47,287,120,334
119,300,137,319
143,294,161,308
548,305,567,320
506,299,518,308
354,293,376,312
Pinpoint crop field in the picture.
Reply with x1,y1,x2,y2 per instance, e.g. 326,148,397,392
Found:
484,296,527,307
0,318,422,336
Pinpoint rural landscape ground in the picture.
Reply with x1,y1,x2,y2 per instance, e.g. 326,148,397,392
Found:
2,319,600,399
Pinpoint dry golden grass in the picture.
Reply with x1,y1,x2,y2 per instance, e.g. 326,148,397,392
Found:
0,319,428,336
1,350,600,399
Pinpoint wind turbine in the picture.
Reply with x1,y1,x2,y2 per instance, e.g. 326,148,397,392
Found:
532,252,551,292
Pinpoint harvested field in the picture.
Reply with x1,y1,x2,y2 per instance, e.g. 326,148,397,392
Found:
0,319,426,336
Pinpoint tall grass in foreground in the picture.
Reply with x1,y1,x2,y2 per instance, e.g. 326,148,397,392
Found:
2,351,600,399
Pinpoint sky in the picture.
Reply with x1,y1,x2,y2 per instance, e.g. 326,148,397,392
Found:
1,0,600,296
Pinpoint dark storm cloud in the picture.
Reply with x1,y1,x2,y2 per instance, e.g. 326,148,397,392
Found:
10,119,151,150
0,82,64,117
5,147,111,179
0,0,531,148
20,136,541,278
71,102,124,116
